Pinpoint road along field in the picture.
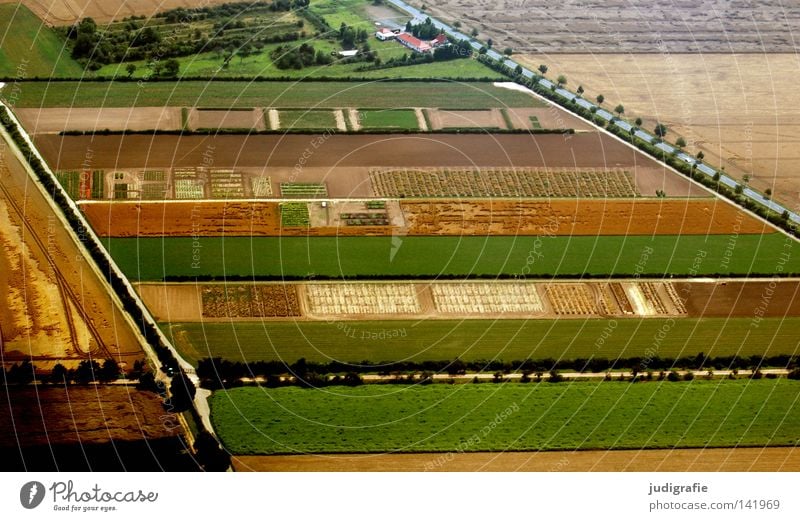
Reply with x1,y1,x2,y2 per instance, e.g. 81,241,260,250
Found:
139,279,800,323
103,233,800,280
0,385,194,470
233,447,800,472
412,0,800,53
80,198,771,237
0,130,145,370
210,381,800,454
518,54,800,207
164,316,800,367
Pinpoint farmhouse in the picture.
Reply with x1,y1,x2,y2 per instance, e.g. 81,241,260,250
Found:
395,33,449,54
375,27,395,41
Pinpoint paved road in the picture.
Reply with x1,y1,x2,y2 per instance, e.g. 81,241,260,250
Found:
385,0,800,226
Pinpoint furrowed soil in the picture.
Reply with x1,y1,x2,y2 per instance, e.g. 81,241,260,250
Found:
0,385,194,471
37,133,704,197
411,0,800,53
517,54,800,207
233,447,800,472
81,198,769,237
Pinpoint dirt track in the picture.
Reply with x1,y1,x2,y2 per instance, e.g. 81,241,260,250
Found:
233,447,800,472
82,198,769,237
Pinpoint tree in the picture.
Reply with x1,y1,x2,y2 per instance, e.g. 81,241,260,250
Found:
653,123,668,138
634,117,643,127
453,21,461,28
50,363,68,385
742,174,751,185
735,184,744,195
576,85,584,96
125,63,136,77
74,359,101,384
486,38,493,48
160,58,180,78
614,104,624,116
194,431,231,471
514,64,523,75
556,74,567,87
99,358,120,382
503,47,513,56
169,372,196,412
596,94,604,105
696,151,705,162
538,64,547,75
478,46,487,54
675,136,687,149
765,188,772,200
470,27,478,37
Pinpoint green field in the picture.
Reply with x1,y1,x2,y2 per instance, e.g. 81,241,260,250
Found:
210,380,800,454
278,109,338,130
13,81,538,109
165,317,800,366
358,108,419,130
103,233,800,281
0,5,83,78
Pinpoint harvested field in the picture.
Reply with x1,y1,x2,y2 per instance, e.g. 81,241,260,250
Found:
2,0,242,24
190,108,265,131
233,447,800,472
16,107,183,134
0,385,193,471
81,198,770,238
429,108,506,130
430,282,544,315
305,283,420,316
369,167,640,198
135,283,203,322
202,285,301,318
520,54,800,206
0,130,144,370
414,0,800,53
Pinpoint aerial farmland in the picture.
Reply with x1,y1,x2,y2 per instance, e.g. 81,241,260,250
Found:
1,0,799,476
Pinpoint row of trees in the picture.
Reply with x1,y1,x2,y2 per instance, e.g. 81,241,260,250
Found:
195,353,800,388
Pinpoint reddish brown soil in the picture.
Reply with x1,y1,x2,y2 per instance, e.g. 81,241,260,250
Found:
681,280,800,317
401,199,769,236
233,447,800,472
0,386,175,447
82,198,767,237
3,0,240,24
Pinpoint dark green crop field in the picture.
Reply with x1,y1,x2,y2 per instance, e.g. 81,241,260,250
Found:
210,380,800,454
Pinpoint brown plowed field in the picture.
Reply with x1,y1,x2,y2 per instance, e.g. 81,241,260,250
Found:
233,447,800,472
680,280,800,318
34,133,704,197
16,107,183,134
82,198,767,237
